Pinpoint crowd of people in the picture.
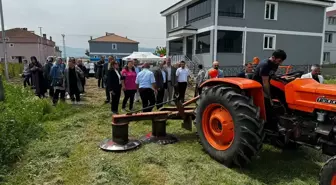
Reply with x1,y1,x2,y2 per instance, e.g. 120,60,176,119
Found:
22,56,88,105
21,50,324,114
93,56,191,114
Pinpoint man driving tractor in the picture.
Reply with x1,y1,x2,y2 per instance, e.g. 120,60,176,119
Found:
252,49,293,129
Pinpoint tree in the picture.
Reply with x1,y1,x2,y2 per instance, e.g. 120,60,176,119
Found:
85,49,90,57
154,46,166,57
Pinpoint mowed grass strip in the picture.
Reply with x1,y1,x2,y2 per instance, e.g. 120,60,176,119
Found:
3,78,336,185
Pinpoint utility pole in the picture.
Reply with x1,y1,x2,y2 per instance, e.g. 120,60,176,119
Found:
38,26,43,62
62,34,66,59
0,0,8,80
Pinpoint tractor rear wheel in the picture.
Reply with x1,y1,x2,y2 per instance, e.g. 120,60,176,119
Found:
320,156,336,185
196,85,264,167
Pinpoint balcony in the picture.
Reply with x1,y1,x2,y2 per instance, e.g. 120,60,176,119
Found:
168,26,197,38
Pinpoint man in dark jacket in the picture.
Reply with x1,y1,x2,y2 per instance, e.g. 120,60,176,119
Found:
102,58,110,103
152,61,167,109
43,57,54,98
237,63,254,79
163,58,177,105
96,56,105,88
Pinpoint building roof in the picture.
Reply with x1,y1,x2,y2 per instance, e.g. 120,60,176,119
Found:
0,28,55,46
160,0,185,14
327,9,336,17
89,32,139,44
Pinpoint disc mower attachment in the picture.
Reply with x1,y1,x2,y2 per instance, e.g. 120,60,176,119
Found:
99,123,141,152
140,119,178,145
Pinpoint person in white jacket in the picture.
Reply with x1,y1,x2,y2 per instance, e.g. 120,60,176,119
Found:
301,64,324,84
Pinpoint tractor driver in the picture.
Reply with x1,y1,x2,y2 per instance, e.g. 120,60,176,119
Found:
252,49,290,129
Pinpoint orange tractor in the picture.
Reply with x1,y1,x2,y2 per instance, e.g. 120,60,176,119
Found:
197,71,336,185
101,68,336,185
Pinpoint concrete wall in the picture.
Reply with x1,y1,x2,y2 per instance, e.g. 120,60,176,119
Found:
166,7,187,33
0,43,57,63
324,17,336,63
245,32,322,65
89,42,138,54
218,0,324,33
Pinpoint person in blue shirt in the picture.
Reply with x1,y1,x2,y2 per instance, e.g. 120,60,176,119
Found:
50,57,66,105
135,62,156,112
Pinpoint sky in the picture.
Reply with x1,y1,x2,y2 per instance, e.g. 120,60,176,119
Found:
2,0,336,49
3,0,180,49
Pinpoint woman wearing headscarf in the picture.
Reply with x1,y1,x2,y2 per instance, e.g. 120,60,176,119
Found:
64,58,84,104
106,59,122,114
29,56,47,98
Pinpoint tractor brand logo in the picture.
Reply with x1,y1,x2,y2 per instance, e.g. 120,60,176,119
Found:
316,96,336,105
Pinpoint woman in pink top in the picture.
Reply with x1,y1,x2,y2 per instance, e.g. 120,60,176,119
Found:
121,60,137,111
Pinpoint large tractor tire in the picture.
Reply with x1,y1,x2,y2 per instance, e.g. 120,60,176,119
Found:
320,156,336,185
195,85,264,167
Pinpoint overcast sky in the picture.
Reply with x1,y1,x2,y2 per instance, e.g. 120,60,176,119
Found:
3,0,180,49
2,0,336,49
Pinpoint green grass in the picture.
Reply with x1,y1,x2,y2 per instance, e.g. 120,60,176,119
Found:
326,79,336,84
1,79,336,185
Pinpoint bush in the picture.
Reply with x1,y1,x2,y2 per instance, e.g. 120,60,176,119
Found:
0,63,24,78
0,80,51,176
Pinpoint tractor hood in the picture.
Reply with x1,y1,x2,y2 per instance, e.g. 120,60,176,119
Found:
285,78,336,113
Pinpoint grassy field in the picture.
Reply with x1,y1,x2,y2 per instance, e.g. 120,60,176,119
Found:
2,79,336,185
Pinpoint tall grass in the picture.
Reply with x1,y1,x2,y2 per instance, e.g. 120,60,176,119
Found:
0,80,51,178
0,63,24,78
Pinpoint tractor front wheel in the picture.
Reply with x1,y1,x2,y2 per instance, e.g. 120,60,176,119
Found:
320,156,336,185
196,85,264,167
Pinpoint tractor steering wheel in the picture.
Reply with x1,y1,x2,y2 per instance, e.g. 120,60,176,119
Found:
283,71,305,78
273,71,305,82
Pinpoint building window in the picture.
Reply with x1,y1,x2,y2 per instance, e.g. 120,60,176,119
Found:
325,33,333,43
217,31,243,53
265,1,278,20
263,34,276,50
218,0,244,18
323,52,330,63
171,12,179,29
112,44,117,50
328,17,336,25
9,43,14,47
187,0,211,24
169,39,183,55
196,31,211,54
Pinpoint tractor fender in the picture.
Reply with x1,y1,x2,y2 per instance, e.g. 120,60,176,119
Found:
200,77,266,120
